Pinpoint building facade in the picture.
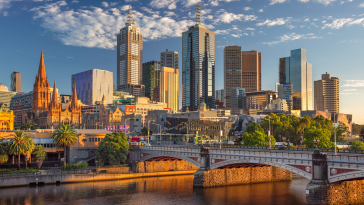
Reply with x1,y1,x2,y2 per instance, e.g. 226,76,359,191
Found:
215,89,225,106
182,4,215,112
160,49,179,69
0,105,14,130
224,46,261,108
0,84,16,108
71,69,113,105
314,72,339,113
160,67,179,112
142,61,161,99
117,6,143,93
243,90,277,110
278,83,293,111
10,71,21,93
231,87,245,109
10,91,33,125
279,48,312,111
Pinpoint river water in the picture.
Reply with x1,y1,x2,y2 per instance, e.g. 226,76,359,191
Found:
0,175,309,205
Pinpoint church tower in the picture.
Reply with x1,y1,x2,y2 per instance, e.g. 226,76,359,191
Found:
70,84,82,128
47,80,61,127
32,50,50,115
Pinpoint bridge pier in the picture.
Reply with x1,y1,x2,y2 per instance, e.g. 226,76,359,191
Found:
193,147,210,187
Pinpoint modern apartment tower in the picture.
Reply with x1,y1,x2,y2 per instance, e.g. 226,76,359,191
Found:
71,69,113,105
161,49,179,69
160,67,179,112
182,4,215,112
117,6,143,94
279,48,312,111
215,89,225,105
10,71,21,93
224,46,261,108
314,72,339,113
142,61,161,99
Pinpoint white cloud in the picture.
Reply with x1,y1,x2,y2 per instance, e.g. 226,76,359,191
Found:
71,0,79,3
340,92,359,95
315,0,337,5
0,0,16,11
298,0,309,2
342,80,364,87
102,1,109,7
342,89,357,92
246,27,255,30
360,3,364,7
66,56,74,58
125,0,138,2
30,1,195,49
269,0,287,5
263,33,321,45
33,0,53,1
120,5,130,11
256,17,291,27
322,18,364,29
150,0,178,9
214,11,257,24
258,9,264,12
3,11,8,16
164,11,177,16
244,7,251,11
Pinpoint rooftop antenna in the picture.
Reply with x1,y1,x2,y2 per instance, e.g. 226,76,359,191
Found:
196,0,201,24
127,5,133,25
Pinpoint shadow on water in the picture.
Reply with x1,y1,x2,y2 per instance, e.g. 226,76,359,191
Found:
0,175,309,205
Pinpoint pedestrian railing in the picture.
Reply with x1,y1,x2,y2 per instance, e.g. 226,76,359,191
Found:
0,170,91,178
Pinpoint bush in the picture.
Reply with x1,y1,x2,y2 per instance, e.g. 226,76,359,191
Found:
0,154,9,164
61,162,88,171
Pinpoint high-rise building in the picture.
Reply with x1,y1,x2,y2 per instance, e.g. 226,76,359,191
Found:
224,46,261,108
71,69,113,105
278,83,293,111
231,87,245,109
160,67,179,112
314,72,339,113
243,90,277,110
279,48,312,111
161,49,179,69
117,6,143,92
142,61,161,99
0,83,16,108
182,4,215,112
10,71,21,93
215,89,224,105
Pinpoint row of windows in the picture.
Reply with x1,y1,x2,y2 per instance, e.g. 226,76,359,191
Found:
89,138,101,142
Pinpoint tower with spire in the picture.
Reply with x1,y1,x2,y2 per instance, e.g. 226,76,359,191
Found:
182,2,215,112
116,5,144,96
69,84,82,126
32,50,51,115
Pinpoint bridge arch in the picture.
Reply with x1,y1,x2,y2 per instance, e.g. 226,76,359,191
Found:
210,159,312,180
140,153,201,168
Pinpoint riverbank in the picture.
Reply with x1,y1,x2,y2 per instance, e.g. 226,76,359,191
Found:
0,170,196,188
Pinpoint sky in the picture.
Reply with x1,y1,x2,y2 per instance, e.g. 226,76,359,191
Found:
0,0,364,123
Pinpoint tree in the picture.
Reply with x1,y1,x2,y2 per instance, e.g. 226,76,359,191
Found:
0,154,8,164
0,137,7,155
96,133,129,166
8,131,34,170
141,127,153,136
350,141,364,150
20,122,38,130
334,122,349,143
242,122,276,147
34,145,46,169
302,126,334,148
24,137,36,169
52,124,78,166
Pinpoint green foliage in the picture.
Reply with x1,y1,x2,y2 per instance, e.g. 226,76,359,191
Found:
34,145,46,161
0,168,38,174
61,162,88,171
242,122,276,147
52,124,78,166
8,131,35,170
141,127,153,136
334,122,350,143
303,126,334,148
350,141,364,150
0,154,9,164
20,122,38,130
96,133,129,166
0,137,8,155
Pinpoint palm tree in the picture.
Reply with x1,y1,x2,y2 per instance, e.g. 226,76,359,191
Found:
34,145,46,169
24,137,36,169
52,124,78,166
8,131,34,170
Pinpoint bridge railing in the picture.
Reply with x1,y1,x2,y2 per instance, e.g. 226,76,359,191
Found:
208,149,312,159
327,155,364,163
0,170,92,178
138,145,200,152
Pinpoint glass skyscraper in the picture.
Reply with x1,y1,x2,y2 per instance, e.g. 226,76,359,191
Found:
279,48,312,111
182,4,215,111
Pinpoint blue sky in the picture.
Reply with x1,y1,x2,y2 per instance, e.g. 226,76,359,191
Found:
1,0,364,123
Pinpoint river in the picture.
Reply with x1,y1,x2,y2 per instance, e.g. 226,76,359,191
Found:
0,175,309,205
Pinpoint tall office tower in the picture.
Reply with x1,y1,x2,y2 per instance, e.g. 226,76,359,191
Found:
117,6,143,93
10,71,21,93
182,4,215,112
142,61,161,99
231,87,245,109
160,67,179,112
224,46,261,108
215,89,224,105
279,48,312,111
161,49,179,69
71,69,113,105
278,83,293,111
314,72,339,113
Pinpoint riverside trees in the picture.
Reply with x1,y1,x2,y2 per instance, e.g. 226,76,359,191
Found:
8,131,35,170
52,124,78,166
95,133,129,166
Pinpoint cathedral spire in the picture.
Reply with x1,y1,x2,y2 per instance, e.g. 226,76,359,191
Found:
38,50,46,79
71,84,78,108
52,80,59,106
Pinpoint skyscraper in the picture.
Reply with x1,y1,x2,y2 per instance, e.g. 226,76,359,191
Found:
71,69,113,105
142,61,161,99
224,46,261,108
314,72,339,113
160,67,179,112
182,4,215,112
279,48,312,111
10,71,21,93
161,49,179,69
117,6,143,93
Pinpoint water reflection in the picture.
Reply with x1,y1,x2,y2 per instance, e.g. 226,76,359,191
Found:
0,175,309,205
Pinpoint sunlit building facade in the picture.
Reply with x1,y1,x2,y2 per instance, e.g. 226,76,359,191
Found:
160,67,179,112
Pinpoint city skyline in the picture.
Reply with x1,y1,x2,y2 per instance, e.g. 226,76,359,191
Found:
1,0,364,123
